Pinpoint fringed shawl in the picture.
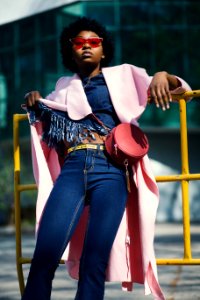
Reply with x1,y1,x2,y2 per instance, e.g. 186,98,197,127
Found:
28,102,110,150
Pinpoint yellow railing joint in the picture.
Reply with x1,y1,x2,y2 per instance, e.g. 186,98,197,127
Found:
156,173,200,182
17,184,37,192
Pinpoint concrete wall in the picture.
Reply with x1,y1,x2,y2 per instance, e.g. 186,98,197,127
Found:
147,130,200,222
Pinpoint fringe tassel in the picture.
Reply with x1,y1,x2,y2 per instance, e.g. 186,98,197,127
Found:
28,102,109,149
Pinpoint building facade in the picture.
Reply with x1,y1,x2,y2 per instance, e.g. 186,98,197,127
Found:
0,0,200,223
0,0,200,138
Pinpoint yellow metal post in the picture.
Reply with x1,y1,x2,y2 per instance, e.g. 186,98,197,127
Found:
13,114,25,294
179,98,192,260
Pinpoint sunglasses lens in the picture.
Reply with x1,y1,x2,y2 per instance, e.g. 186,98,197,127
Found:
71,38,84,49
71,37,102,49
89,38,102,47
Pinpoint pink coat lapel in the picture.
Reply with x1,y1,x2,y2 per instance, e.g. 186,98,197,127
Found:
65,74,93,119
43,64,151,123
102,64,151,123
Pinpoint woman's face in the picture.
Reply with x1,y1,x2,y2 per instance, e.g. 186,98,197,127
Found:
70,30,105,74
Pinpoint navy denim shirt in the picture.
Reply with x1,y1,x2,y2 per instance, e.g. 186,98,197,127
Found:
82,73,120,129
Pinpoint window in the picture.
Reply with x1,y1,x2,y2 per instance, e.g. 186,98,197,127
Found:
0,0,200,135
0,74,7,128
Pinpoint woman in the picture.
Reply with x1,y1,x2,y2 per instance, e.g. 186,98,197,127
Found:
22,17,190,300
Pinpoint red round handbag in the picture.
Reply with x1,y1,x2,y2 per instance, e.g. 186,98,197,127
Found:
105,123,149,166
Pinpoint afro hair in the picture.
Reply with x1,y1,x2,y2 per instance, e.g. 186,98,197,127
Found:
60,17,114,72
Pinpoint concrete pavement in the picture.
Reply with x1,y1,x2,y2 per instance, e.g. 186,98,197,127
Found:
0,223,200,300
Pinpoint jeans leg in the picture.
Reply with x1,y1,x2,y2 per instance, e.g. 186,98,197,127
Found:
22,153,87,300
75,153,128,300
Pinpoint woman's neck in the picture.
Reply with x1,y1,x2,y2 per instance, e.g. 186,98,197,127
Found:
78,66,102,79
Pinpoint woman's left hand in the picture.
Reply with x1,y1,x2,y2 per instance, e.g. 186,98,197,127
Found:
148,71,176,111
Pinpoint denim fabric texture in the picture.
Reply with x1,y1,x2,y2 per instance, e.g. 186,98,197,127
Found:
82,73,120,129
22,148,128,300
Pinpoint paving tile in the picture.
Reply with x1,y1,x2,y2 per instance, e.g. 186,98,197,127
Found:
0,223,200,300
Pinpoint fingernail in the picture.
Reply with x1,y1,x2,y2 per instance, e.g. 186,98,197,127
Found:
162,107,166,111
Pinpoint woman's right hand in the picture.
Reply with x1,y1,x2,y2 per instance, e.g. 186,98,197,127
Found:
24,91,42,107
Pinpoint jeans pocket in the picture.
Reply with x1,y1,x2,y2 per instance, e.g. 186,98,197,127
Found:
64,151,77,163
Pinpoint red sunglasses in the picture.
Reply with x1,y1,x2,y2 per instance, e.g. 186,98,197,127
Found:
70,37,103,49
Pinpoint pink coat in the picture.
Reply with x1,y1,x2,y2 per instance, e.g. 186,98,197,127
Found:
29,64,190,299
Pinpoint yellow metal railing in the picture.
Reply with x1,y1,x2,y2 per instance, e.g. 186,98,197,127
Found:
156,90,200,265
13,114,37,295
13,90,200,295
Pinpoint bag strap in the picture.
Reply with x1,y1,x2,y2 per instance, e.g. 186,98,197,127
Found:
90,113,111,133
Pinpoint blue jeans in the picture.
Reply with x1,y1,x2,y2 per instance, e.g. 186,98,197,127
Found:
22,147,128,300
